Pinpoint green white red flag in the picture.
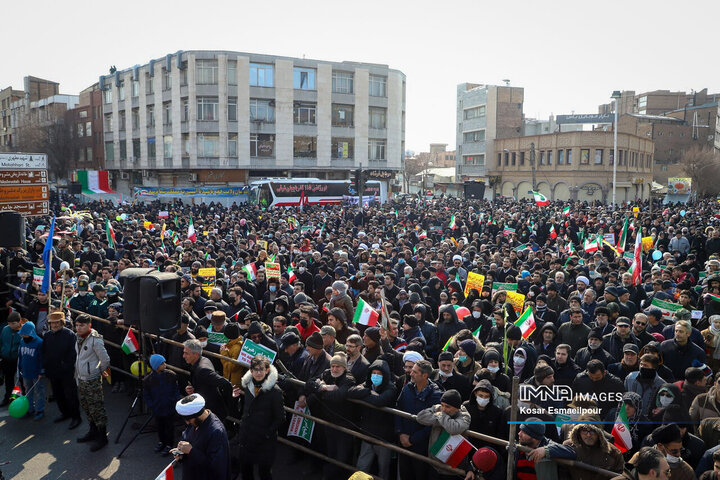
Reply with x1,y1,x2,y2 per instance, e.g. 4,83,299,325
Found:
242,263,257,281
616,217,629,254
449,215,457,230
187,218,197,242
514,307,536,339
611,403,633,453
121,329,139,354
352,297,379,327
429,430,474,468
106,219,116,248
532,191,549,207
562,206,571,216
630,227,642,285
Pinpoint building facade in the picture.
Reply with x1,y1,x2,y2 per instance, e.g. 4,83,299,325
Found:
0,87,23,150
456,83,524,189
489,130,654,203
64,84,105,171
99,50,405,193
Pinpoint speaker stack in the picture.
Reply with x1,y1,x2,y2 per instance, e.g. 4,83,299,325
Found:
118,268,181,335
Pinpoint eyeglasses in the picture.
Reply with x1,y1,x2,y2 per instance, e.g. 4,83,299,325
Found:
635,322,647,326
251,368,266,373
617,325,630,328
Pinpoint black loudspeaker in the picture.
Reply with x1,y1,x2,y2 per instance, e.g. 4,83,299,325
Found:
137,271,181,335
0,211,26,248
118,268,155,328
68,183,82,194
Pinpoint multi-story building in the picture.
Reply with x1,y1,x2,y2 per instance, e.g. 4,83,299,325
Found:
99,50,405,193
489,130,654,203
64,84,105,171
456,83,523,192
0,87,23,150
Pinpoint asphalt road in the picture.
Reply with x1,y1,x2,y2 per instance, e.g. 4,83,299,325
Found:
0,383,326,480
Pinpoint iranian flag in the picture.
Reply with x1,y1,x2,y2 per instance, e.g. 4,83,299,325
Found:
77,170,114,194
706,293,720,303
549,225,557,239
429,430,474,468
155,462,174,480
187,218,197,242
630,228,642,286
566,242,576,255
584,236,602,253
242,263,257,281
616,217,630,254
105,219,116,248
449,215,457,230
503,225,516,236
352,297,379,327
287,265,297,283
514,307,537,339
418,230,427,240
532,191,549,207
121,329,139,354
562,206,571,216
611,403,633,453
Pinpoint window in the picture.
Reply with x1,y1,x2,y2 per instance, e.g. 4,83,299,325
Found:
182,100,189,122
294,136,317,157
511,152,516,165
594,149,603,164
250,134,275,157
79,110,88,119
147,105,155,127
197,97,218,121
132,109,139,130
557,149,564,164
497,153,502,166
463,130,485,143
369,107,386,129
227,61,237,85
85,147,92,162
609,151,615,166
118,82,125,101
580,149,590,165
249,99,275,123
77,124,84,137
228,134,237,157
146,77,154,94
105,142,114,161
464,105,486,119
119,111,126,131
180,67,188,86
249,63,274,87
196,60,218,85
332,72,353,94
163,135,173,158
519,151,525,166
368,139,386,160
103,88,113,104
293,67,316,90
463,155,484,165
147,137,156,159
132,139,140,158
539,151,544,165
228,98,237,122
85,121,91,137
332,138,354,159
182,134,190,157
567,149,572,164
294,103,316,125
119,141,127,160
163,69,172,91
504,152,509,166
547,151,553,165
163,102,172,125
332,104,354,127
369,75,387,97
132,80,139,97
197,134,219,157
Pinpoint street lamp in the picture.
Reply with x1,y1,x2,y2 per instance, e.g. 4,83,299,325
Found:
611,90,621,206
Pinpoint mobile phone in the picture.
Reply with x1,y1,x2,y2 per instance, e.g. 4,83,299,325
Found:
169,448,183,456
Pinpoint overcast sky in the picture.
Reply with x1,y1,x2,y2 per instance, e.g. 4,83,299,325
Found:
4,0,719,153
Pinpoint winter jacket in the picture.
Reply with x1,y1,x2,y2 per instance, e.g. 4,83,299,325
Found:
562,423,624,480
607,361,638,382
572,371,625,418
659,338,706,380
395,379,443,453
219,337,245,385
416,402,472,473
553,357,582,387
463,380,503,443
143,369,181,417
75,329,110,381
575,346,614,369
179,411,232,480
437,305,467,352
602,332,640,362
415,305,440,358
0,324,20,359
690,386,720,424
306,368,356,428
41,326,77,378
431,369,472,400
18,322,43,379
348,359,398,441
238,366,285,465
558,321,592,356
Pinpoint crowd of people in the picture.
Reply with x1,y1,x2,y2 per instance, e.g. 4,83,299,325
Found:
2,193,720,480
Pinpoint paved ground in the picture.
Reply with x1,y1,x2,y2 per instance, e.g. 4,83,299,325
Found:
0,384,326,480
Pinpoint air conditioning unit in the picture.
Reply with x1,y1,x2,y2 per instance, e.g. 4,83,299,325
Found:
120,172,130,180
189,173,198,181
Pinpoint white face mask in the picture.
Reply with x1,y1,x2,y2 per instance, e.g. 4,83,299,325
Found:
438,370,452,378
513,356,526,366
666,454,681,465
472,311,482,318
299,267,306,273
659,395,673,407
199,340,208,348
488,365,500,373
476,397,490,407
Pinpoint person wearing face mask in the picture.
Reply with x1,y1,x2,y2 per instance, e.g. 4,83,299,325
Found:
182,338,233,422
18,321,45,420
648,383,683,424
575,331,614,370
464,299,493,345
464,379,503,443
454,339,481,382
660,404,705,469
632,424,695,480
432,351,471,399
624,354,666,416
348,360,397,480
481,348,511,392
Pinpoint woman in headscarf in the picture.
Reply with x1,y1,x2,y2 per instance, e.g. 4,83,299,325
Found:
603,392,651,460
647,383,684,424
329,280,354,323
702,314,720,372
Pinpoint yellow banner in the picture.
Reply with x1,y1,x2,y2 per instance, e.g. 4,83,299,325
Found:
506,291,526,314
198,267,216,295
641,236,654,253
464,272,485,297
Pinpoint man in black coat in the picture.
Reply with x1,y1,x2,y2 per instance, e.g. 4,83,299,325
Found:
552,344,581,387
431,351,472,400
42,311,82,429
182,339,233,421
571,359,625,418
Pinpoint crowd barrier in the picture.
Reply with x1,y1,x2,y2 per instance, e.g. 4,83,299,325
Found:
7,283,618,479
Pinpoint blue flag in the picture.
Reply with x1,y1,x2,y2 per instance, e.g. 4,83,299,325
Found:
41,216,56,294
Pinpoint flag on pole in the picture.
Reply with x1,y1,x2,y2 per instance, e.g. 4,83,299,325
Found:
429,430,474,468
188,218,197,242
706,293,720,304
105,219,116,248
583,236,601,253
41,216,56,294
616,217,629,254
630,228,642,286
418,230,427,240
242,263,257,281
549,225,557,239
352,297,379,327
449,215,457,230
514,307,537,339
121,329,140,354
562,206,571,216
611,403,633,453
155,461,175,480
503,225,516,236
173,215,179,228
287,265,297,283
532,191,549,207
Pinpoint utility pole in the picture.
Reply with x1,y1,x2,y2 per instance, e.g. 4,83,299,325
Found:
611,90,621,206
529,142,537,191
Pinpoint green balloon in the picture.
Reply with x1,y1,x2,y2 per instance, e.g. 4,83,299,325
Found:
8,396,29,418
116,216,122,221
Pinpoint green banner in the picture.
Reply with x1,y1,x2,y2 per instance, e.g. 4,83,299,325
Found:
207,331,228,345
492,282,518,295
237,338,277,366
650,297,683,320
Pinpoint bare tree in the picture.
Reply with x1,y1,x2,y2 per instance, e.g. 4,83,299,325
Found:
15,118,78,181
681,145,720,196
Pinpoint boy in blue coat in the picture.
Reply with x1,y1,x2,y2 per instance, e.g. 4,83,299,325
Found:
143,354,181,455
18,321,45,420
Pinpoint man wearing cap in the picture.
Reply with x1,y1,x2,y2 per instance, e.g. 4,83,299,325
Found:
432,350,472,400
174,393,231,480
87,284,109,320
520,417,575,480
296,331,331,409
320,324,345,355
629,424,694,480
602,317,640,361
607,343,640,381
42,311,82,429
69,276,93,313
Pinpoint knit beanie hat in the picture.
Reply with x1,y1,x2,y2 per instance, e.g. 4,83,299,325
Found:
440,389,462,409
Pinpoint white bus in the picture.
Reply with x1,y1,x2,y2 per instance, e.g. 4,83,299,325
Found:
250,178,386,208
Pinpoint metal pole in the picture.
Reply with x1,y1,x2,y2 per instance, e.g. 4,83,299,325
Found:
530,142,536,191
612,97,619,206
506,376,520,480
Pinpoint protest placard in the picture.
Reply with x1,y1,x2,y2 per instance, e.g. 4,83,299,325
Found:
265,262,281,280
237,339,278,367
207,331,229,345
198,267,216,295
287,401,315,443
33,267,44,287
492,282,518,295
505,291,526,314
464,272,485,297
